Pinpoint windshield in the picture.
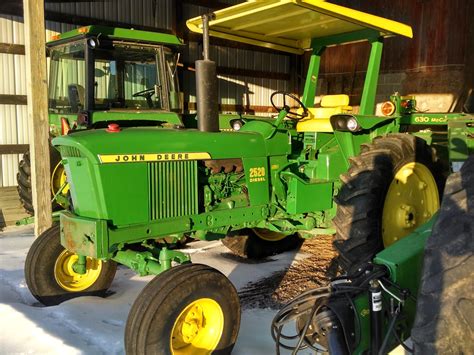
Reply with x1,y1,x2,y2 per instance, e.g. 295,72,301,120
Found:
94,44,164,111
48,41,86,114
48,41,170,113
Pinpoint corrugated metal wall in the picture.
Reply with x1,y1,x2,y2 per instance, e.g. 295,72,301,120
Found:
1,15,30,187
44,0,173,31
0,1,292,187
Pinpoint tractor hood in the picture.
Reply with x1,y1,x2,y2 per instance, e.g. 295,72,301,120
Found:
52,125,290,163
52,125,290,226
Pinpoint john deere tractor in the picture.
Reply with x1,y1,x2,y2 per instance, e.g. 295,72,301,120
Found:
24,1,473,354
17,25,267,221
272,117,473,354
17,26,184,215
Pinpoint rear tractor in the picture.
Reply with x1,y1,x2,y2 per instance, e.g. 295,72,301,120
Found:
272,118,473,354
24,1,473,354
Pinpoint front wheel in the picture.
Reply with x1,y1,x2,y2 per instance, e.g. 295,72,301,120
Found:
125,263,241,355
333,134,445,272
24,224,117,306
221,228,302,259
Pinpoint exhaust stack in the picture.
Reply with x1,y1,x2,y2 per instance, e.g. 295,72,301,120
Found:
196,13,219,132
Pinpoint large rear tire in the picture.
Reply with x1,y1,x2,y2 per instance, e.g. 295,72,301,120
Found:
333,134,445,272
411,155,474,354
125,263,241,355
221,228,302,259
25,224,117,306
17,147,63,215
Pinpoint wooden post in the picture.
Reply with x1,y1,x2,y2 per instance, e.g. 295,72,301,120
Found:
23,0,52,236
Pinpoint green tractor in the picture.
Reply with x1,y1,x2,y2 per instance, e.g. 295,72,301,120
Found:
24,0,473,354
17,25,184,215
17,25,251,218
272,116,473,354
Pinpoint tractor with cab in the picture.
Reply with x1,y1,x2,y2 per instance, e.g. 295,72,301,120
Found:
17,25,254,218
18,25,184,215
24,0,473,354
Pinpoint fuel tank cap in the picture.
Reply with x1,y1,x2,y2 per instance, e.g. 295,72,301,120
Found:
106,123,121,133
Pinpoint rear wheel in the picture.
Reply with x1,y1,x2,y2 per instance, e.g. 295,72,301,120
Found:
24,224,117,306
125,263,240,355
17,147,64,215
412,155,474,353
221,228,302,259
333,134,445,272
51,159,70,198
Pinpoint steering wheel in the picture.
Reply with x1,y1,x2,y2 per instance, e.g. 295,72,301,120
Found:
132,87,156,109
270,91,308,120
132,87,155,98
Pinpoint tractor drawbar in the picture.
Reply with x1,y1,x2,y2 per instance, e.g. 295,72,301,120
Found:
196,13,219,132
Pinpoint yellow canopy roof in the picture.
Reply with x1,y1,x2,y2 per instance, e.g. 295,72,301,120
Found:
187,0,413,55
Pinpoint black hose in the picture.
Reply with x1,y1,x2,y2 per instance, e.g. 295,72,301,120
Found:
291,302,321,355
271,283,356,353
271,288,331,351
392,326,414,353
271,265,392,354
377,306,401,355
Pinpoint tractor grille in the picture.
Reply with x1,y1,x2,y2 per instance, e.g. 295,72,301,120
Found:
148,161,199,220
59,146,82,158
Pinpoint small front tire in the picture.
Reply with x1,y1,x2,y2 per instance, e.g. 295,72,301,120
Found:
24,224,117,306
125,263,241,355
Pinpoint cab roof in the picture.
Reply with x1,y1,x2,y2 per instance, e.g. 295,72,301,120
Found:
186,0,413,54
47,25,183,47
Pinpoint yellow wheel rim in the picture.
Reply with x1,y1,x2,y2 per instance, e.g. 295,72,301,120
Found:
170,298,224,355
253,228,288,242
54,250,102,292
51,162,70,196
382,162,439,247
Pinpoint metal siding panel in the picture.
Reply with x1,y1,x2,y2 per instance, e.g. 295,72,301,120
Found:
0,105,5,186
16,105,29,145
12,15,24,45
0,18,17,186
44,0,172,29
1,105,19,186
0,16,13,43
13,54,26,96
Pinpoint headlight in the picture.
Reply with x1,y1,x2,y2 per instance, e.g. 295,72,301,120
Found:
230,119,245,131
346,118,359,131
330,114,362,132
87,38,97,49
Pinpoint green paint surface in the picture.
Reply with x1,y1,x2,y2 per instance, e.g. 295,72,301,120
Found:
48,25,183,46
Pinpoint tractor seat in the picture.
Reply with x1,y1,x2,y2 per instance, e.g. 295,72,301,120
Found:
68,84,85,113
297,94,352,132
